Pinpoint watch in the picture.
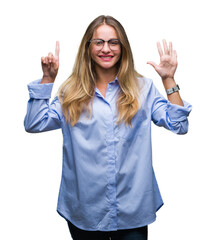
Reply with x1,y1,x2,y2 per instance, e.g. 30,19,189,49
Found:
166,84,180,95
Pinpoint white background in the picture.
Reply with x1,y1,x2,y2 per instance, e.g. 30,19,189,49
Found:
0,0,215,239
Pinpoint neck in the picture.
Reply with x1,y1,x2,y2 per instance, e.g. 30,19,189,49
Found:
95,66,117,86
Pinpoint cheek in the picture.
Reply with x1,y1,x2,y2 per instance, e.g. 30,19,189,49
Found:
90,48,98,61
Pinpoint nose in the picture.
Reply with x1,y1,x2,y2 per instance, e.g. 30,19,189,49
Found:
101,42,111,52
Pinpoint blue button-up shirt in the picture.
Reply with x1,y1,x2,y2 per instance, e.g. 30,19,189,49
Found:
24,77,192,231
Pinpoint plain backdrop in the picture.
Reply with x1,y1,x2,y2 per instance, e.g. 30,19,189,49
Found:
1,0,215,239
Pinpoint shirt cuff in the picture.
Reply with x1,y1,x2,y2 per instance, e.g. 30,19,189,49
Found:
27,79,54,99
167,100,192,122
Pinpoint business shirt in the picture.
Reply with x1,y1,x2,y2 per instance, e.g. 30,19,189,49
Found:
24,77,192,231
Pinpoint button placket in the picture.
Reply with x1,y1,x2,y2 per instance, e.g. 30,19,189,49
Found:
105,104,118,230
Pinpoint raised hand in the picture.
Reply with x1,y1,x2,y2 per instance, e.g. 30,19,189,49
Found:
41,41,60,84
147,40,177,80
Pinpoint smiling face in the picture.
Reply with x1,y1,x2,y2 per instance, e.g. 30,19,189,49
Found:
90,24,121,74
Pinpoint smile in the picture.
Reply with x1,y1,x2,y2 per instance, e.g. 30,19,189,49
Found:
99,55,114,61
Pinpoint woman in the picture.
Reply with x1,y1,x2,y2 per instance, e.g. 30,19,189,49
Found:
24,15,192,240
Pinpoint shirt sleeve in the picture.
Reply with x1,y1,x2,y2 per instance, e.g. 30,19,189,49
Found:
150,81,192,134
24,79,63,133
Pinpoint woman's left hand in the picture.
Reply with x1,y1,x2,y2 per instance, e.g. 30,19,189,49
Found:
147,39,177,80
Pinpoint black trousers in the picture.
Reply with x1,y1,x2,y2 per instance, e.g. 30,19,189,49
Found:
67,221,148,240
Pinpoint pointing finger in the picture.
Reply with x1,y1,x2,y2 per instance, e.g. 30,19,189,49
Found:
55,41,60,60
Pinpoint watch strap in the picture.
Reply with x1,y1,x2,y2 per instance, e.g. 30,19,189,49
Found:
166,84,180,95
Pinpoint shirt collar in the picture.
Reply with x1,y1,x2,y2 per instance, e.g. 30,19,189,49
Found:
95,76,119,97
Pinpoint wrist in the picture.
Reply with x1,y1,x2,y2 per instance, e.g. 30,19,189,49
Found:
162,77,176,89
162,77,175,82
41,75,55,84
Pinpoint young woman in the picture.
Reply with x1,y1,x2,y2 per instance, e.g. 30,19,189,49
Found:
24,15,192,240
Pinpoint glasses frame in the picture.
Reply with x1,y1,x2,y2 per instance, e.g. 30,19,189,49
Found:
88,38,121,50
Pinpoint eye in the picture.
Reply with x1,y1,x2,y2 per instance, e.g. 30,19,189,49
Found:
109,39,120,46
95,40,104,46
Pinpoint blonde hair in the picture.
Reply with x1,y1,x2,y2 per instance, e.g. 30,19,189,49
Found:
58,15,143,126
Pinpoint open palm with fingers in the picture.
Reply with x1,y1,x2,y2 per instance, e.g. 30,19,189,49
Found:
41,41,60,83
147,39,177,80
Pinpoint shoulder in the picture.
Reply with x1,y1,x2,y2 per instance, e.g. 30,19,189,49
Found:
137,76,154,95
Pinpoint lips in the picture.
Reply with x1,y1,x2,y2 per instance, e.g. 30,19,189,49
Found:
99,55,114,61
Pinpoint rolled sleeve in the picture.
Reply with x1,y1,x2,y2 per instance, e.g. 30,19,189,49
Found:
166,100,192,122
27,79,54,99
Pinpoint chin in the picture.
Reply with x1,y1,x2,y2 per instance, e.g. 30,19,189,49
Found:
95,61,116,70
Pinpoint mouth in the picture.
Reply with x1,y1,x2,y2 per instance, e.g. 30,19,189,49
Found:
98,55,114,61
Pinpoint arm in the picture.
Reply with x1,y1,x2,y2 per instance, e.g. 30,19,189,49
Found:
150,80,192,135
24,42,63,133
24,80,63,133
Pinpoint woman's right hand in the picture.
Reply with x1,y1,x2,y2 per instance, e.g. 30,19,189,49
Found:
41,41,60,84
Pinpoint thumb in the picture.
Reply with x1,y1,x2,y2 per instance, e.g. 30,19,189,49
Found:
147,61,157,69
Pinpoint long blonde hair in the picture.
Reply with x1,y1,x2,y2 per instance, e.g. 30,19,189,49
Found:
58,15,143,126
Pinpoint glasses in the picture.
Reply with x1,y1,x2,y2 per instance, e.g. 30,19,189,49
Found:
89,39,121,50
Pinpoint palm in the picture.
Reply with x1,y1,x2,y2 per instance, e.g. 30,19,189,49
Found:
148,40,178,80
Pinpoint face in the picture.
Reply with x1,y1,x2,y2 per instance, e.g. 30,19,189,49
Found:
90,24,121,73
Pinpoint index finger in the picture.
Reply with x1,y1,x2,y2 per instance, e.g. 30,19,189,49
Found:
55,41,60,59
157,41,163,57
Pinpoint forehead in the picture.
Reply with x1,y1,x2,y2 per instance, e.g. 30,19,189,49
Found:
92,24,118,39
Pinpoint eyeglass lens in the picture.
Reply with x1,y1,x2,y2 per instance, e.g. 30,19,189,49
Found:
90,39,120,50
